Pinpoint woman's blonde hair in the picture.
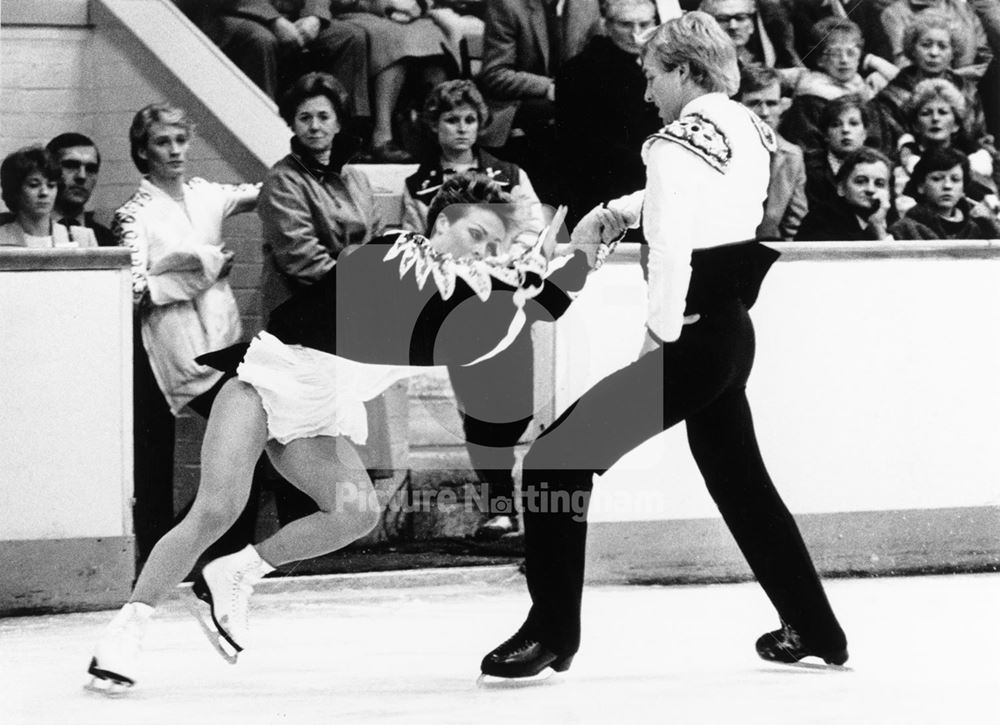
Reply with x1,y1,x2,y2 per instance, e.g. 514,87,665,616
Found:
640,11,739,96
906,77,968,129
128,102,195,173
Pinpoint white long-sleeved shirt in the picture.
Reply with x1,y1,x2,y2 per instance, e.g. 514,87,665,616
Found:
114,177,258,412
613,93,773,343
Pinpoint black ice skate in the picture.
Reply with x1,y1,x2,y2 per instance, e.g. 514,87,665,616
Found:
478,629,574,686
756,622,849,669
85,657,134,697
187,580,240,665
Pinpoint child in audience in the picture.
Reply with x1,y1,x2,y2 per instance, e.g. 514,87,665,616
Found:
803,95,872,211
891,146,1000,239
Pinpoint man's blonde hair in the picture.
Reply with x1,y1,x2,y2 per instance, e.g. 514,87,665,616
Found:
641,11,740,96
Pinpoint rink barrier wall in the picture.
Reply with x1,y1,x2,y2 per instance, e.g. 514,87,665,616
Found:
0,248,134,615
542,241,1000,582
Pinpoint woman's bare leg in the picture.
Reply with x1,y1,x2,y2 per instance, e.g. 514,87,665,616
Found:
130,379,267,606
256,435,379,566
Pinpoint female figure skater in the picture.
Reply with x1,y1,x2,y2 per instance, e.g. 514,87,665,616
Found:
86,174,630,693
480,12,850,682
402,78,546,539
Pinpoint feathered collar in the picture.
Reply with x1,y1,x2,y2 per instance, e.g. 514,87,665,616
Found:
382,231,547,302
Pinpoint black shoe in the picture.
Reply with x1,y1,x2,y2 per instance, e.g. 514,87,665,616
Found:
475,515,519,541
480,629,574,678
755,622,848,666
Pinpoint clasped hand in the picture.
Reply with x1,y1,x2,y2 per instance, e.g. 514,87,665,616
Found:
569,204,636,268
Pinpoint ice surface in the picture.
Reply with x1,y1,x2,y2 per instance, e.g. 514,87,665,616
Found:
2,570,997,725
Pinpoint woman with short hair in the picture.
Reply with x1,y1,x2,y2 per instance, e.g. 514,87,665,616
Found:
896,77,999,207
115,102,259,566
259,71,384,314
86,174,626,694
402,79,541,237
402,78,545,540
875,11,989,148
0,145,96,248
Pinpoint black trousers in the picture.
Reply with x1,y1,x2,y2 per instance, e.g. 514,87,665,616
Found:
519,300,846,656
132,333,177,567
448,329,534,516
210,15,370,116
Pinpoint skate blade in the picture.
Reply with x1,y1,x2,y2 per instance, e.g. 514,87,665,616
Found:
185,595,239,665
83,664,135,697
84,657,135,696
764,659,853,673
476,668,565,688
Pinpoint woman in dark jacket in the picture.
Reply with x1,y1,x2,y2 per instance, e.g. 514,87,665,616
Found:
259,71,384,315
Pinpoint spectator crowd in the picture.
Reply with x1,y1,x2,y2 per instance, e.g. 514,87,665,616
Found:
3,0,1000,560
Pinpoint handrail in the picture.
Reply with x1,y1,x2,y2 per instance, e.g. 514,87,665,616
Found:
92,0,289,172
0,247,131,271
605,240,1000,266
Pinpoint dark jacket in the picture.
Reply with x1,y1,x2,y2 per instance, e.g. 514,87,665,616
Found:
0,211,115,246
554,35,662,223
258,134,382,315
875,66,988,150
477,0,601,146
890,198,1000,239
758,134,809,241
796,196,888,241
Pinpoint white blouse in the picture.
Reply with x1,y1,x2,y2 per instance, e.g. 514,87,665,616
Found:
114,177,259,412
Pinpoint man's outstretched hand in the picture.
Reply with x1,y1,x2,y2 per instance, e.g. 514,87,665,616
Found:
570,204,636,268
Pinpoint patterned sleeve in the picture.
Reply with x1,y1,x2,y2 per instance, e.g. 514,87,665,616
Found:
112,191,152,306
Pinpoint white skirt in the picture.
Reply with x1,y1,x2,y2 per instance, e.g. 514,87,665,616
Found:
236,332,419,445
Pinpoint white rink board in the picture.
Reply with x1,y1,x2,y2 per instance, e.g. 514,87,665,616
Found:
546,250,1000,523
0,265,132,540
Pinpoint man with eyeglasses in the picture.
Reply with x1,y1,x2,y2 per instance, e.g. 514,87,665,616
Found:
46,133,116,247
698,0,799,68
555,0,665,224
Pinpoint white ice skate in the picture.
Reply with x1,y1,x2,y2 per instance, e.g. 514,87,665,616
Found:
189,545,273,664
85,601,154,696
